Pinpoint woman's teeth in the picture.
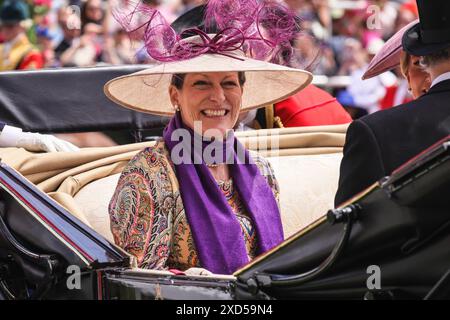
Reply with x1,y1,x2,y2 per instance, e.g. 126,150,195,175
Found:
202,109,227,117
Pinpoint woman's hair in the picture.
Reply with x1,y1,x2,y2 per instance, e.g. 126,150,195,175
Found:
419,47,450,69
80,0,104,30
400,50,411,78
170,72,246,89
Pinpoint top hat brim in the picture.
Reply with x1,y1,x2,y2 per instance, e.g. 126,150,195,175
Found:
403,23,450,56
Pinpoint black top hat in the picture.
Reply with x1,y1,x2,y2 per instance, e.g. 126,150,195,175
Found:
0,0,30,25
170,4,218,37
171,4,302,40
402,0,450,56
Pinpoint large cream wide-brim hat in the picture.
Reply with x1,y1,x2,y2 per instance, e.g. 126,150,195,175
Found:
104,52,313,116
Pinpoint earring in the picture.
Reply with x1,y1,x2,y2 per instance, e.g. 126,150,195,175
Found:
174,104,180,112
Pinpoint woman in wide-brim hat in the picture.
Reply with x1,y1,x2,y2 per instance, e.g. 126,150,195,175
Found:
363,19,431,101
106,0,312,275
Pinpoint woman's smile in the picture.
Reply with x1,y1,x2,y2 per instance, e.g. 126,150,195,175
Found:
201,109,230,118
169,72,243,137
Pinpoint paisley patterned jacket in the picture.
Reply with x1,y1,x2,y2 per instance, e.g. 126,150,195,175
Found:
109,139,280,270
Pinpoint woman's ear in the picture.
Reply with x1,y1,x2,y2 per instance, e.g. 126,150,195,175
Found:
168,85,179,108
405,71,411,88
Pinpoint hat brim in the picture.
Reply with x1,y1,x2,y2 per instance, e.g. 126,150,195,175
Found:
403,23,450,56
104,54,312,116
363,19,418,80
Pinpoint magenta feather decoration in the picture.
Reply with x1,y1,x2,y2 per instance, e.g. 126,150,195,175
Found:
204,0,260,32
113,0,318,67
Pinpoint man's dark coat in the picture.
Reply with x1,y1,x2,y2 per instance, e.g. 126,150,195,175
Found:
335,79,450,206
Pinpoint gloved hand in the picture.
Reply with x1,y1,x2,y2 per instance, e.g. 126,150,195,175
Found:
0,125,79,152
184,267,213,276
17,132,80,152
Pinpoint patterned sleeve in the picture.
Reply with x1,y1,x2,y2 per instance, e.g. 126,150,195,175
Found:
252,153,280,207
108,146,174,270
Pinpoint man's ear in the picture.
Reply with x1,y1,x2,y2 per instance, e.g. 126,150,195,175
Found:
168,85,179,107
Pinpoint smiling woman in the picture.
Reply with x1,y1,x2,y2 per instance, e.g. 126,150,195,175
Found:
169,72,245,138
105,0,312,275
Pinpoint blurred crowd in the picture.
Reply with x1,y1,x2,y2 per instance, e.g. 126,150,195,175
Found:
0,0,419,117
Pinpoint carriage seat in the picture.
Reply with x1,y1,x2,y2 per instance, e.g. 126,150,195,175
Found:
73,152,343,242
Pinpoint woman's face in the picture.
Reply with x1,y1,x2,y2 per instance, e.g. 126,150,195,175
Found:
169,72,243,138
85,0,104,22
406,55,431,99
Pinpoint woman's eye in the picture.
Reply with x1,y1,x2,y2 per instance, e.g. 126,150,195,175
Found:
222,81,238,88
413,60,420,66
193,81,210,87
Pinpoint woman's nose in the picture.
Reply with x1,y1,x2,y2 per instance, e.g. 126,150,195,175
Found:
209,85,225,103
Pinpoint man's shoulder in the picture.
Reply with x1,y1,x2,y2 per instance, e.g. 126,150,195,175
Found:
356,98,425,130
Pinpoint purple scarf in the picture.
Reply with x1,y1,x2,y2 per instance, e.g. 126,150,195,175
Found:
163,112,283,274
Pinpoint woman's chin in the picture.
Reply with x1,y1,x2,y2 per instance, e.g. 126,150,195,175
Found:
201,126,233,140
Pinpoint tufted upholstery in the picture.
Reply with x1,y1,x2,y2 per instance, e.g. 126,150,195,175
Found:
267,153,342,238
74,173,120,243
73,152,342,241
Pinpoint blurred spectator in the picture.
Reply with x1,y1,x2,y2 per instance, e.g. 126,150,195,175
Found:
275,84,352,127
373,0,399,39
336,89,367,119
60,22,102,67
346,38,397,114
336,38,366,76
0,0,43,71
55,4,81,61
394,0,418,34
294,32,336,75
0,0,426,122
35,25,57,67
284,0,331,40
329,8,366,73
80,0,105,29
103,28,139,64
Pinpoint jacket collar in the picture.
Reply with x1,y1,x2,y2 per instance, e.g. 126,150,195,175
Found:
424,78,450,96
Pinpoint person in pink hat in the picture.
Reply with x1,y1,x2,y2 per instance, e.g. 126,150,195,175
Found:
335,0,450,207
363,19,431,103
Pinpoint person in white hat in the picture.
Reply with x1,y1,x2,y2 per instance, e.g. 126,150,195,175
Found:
106,0,312,275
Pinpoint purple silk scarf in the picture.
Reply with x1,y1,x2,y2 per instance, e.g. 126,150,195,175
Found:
163,112,283,274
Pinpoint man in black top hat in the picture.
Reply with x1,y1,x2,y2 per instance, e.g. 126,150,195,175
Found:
335,0,450,206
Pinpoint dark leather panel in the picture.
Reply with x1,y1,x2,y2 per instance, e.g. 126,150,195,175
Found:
0,66,170,133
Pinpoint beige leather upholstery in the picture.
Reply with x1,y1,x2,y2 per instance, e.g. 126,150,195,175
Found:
267,153,342,238
73,152,342,241
0,125,347,244
74,173,120,243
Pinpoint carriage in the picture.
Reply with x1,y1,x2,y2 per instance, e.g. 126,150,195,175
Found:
0,66,449,300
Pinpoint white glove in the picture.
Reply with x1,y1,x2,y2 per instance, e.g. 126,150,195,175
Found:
0,125,79,152
184,267,213,276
